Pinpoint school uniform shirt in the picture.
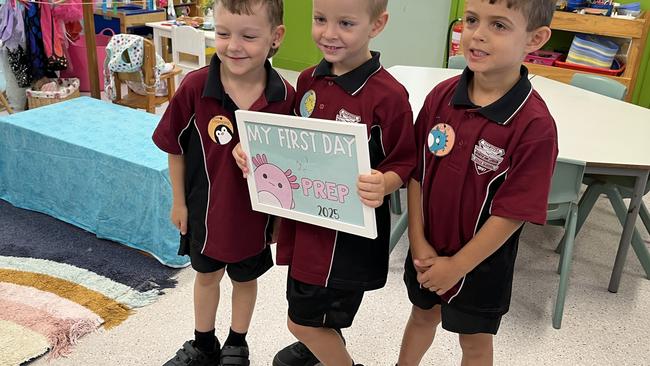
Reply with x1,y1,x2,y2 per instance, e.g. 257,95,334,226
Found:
152,55,296,263
414,66,558,315
277,52,416,291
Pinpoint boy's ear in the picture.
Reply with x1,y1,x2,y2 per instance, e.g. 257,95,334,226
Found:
525,26,552,53
273,24,286,47
369,11,389,38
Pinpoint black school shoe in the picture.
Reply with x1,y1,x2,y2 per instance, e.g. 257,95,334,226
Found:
272,341,320,366
163,340,220,366
220,345,250,366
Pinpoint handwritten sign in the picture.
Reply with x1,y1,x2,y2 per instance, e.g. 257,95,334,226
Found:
235,110,377,239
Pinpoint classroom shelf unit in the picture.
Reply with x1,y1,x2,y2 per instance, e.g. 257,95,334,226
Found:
525,11,650,101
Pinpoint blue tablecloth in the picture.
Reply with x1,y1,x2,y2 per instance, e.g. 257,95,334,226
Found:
0,97,188,267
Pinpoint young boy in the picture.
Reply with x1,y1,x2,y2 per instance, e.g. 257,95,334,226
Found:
152,1,295,365
235,0,415,365
397,0,558,365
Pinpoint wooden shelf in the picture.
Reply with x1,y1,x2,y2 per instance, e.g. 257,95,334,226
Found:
172,0,199,17
525,62,631,85
530,10,650,101
550,10,647,38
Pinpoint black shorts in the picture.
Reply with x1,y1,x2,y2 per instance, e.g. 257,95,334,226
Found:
286,275,364,329
186,236,273,282
404,252,502,335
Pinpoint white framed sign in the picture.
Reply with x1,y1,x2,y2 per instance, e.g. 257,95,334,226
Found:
235,110,377,239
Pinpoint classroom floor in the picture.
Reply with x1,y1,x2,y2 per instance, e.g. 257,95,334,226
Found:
4,69,650,365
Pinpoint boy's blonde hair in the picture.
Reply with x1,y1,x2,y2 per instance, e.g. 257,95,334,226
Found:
214,0,284,57
368,0,388,20
485,0,555,31
215,0,284,28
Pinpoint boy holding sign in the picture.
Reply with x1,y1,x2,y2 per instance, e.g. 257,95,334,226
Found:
236,0,416,365
152,1,295,365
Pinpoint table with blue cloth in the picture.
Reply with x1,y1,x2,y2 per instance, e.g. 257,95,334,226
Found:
0,97,188,267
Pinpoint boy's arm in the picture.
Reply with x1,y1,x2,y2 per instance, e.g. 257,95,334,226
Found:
417,215,523,295
407,178,438,272
168,154,188,234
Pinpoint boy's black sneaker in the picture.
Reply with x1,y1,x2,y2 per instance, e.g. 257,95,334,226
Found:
272,341,320,366
163,340,220,366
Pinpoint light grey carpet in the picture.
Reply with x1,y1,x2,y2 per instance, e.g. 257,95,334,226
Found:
30,192,650,366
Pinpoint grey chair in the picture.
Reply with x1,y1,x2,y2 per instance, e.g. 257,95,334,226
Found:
546,158,586,328
563,72,650,282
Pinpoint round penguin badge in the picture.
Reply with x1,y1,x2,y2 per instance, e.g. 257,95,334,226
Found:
428,123,455,157
299,90,316,117
208,115,234,145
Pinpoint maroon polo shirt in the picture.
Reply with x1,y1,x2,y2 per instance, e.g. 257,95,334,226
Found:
414,66,558,314
152,55,296,263
277,52,416,291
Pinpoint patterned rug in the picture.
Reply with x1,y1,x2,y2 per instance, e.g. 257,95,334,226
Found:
0,200,182,365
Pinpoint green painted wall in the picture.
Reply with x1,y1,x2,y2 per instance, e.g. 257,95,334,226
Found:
273,0,322,71
627,0,650,108
448,0,650,108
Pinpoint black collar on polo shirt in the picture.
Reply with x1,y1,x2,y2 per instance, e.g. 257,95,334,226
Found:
451,65,533,125
202,54,287,103
312,51,382,96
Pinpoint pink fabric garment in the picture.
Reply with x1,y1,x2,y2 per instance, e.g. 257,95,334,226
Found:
52,0,82,22
40,3,66,59
0,298,98,359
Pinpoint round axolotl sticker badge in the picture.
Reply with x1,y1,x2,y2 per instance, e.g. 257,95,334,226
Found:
428,123,455,157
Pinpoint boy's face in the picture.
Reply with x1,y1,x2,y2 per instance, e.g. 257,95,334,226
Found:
462,0,541,76
213,2,284,77
312,0,387,75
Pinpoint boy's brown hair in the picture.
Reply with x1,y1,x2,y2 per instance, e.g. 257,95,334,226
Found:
215,0,284,28
214,0,284,57
368,0,388,20
485,0,555,30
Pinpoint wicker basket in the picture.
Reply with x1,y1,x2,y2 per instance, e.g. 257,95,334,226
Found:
26,78,81,109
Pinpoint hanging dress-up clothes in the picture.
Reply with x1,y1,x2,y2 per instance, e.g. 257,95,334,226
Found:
40,3,68,71
25,3,55,82
0,0,30,87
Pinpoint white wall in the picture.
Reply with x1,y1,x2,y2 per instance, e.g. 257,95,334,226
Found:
371,0,452,68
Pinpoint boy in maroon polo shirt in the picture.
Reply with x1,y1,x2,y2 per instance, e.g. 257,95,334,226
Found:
152,1,295,365
235,0,415,365
397,1,558,365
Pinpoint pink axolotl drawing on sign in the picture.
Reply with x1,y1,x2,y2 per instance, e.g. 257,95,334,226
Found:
252,154,300,209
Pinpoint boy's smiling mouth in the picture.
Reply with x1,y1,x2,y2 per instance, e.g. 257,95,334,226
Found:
470,48,489,57
321,44,343,51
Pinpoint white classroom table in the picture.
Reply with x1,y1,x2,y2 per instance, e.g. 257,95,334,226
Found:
146,20,216,60
387,65,650,293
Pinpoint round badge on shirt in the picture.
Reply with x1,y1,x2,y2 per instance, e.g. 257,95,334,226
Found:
208,115,234,145
300,90,316,117
428,123,455,157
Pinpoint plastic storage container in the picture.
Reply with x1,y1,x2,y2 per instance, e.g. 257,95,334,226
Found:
525,50,563,66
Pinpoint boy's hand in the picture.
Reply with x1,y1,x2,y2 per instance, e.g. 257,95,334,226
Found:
232,143,249,178
170,203,188,235
411,242,437,273
357,169,385,208
415,256,464,296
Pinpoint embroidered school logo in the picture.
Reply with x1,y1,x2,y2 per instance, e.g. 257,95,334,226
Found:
300,90,316,117
471,139,505,175
428,123,455,157
207,115,234,145
335,109,361,124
